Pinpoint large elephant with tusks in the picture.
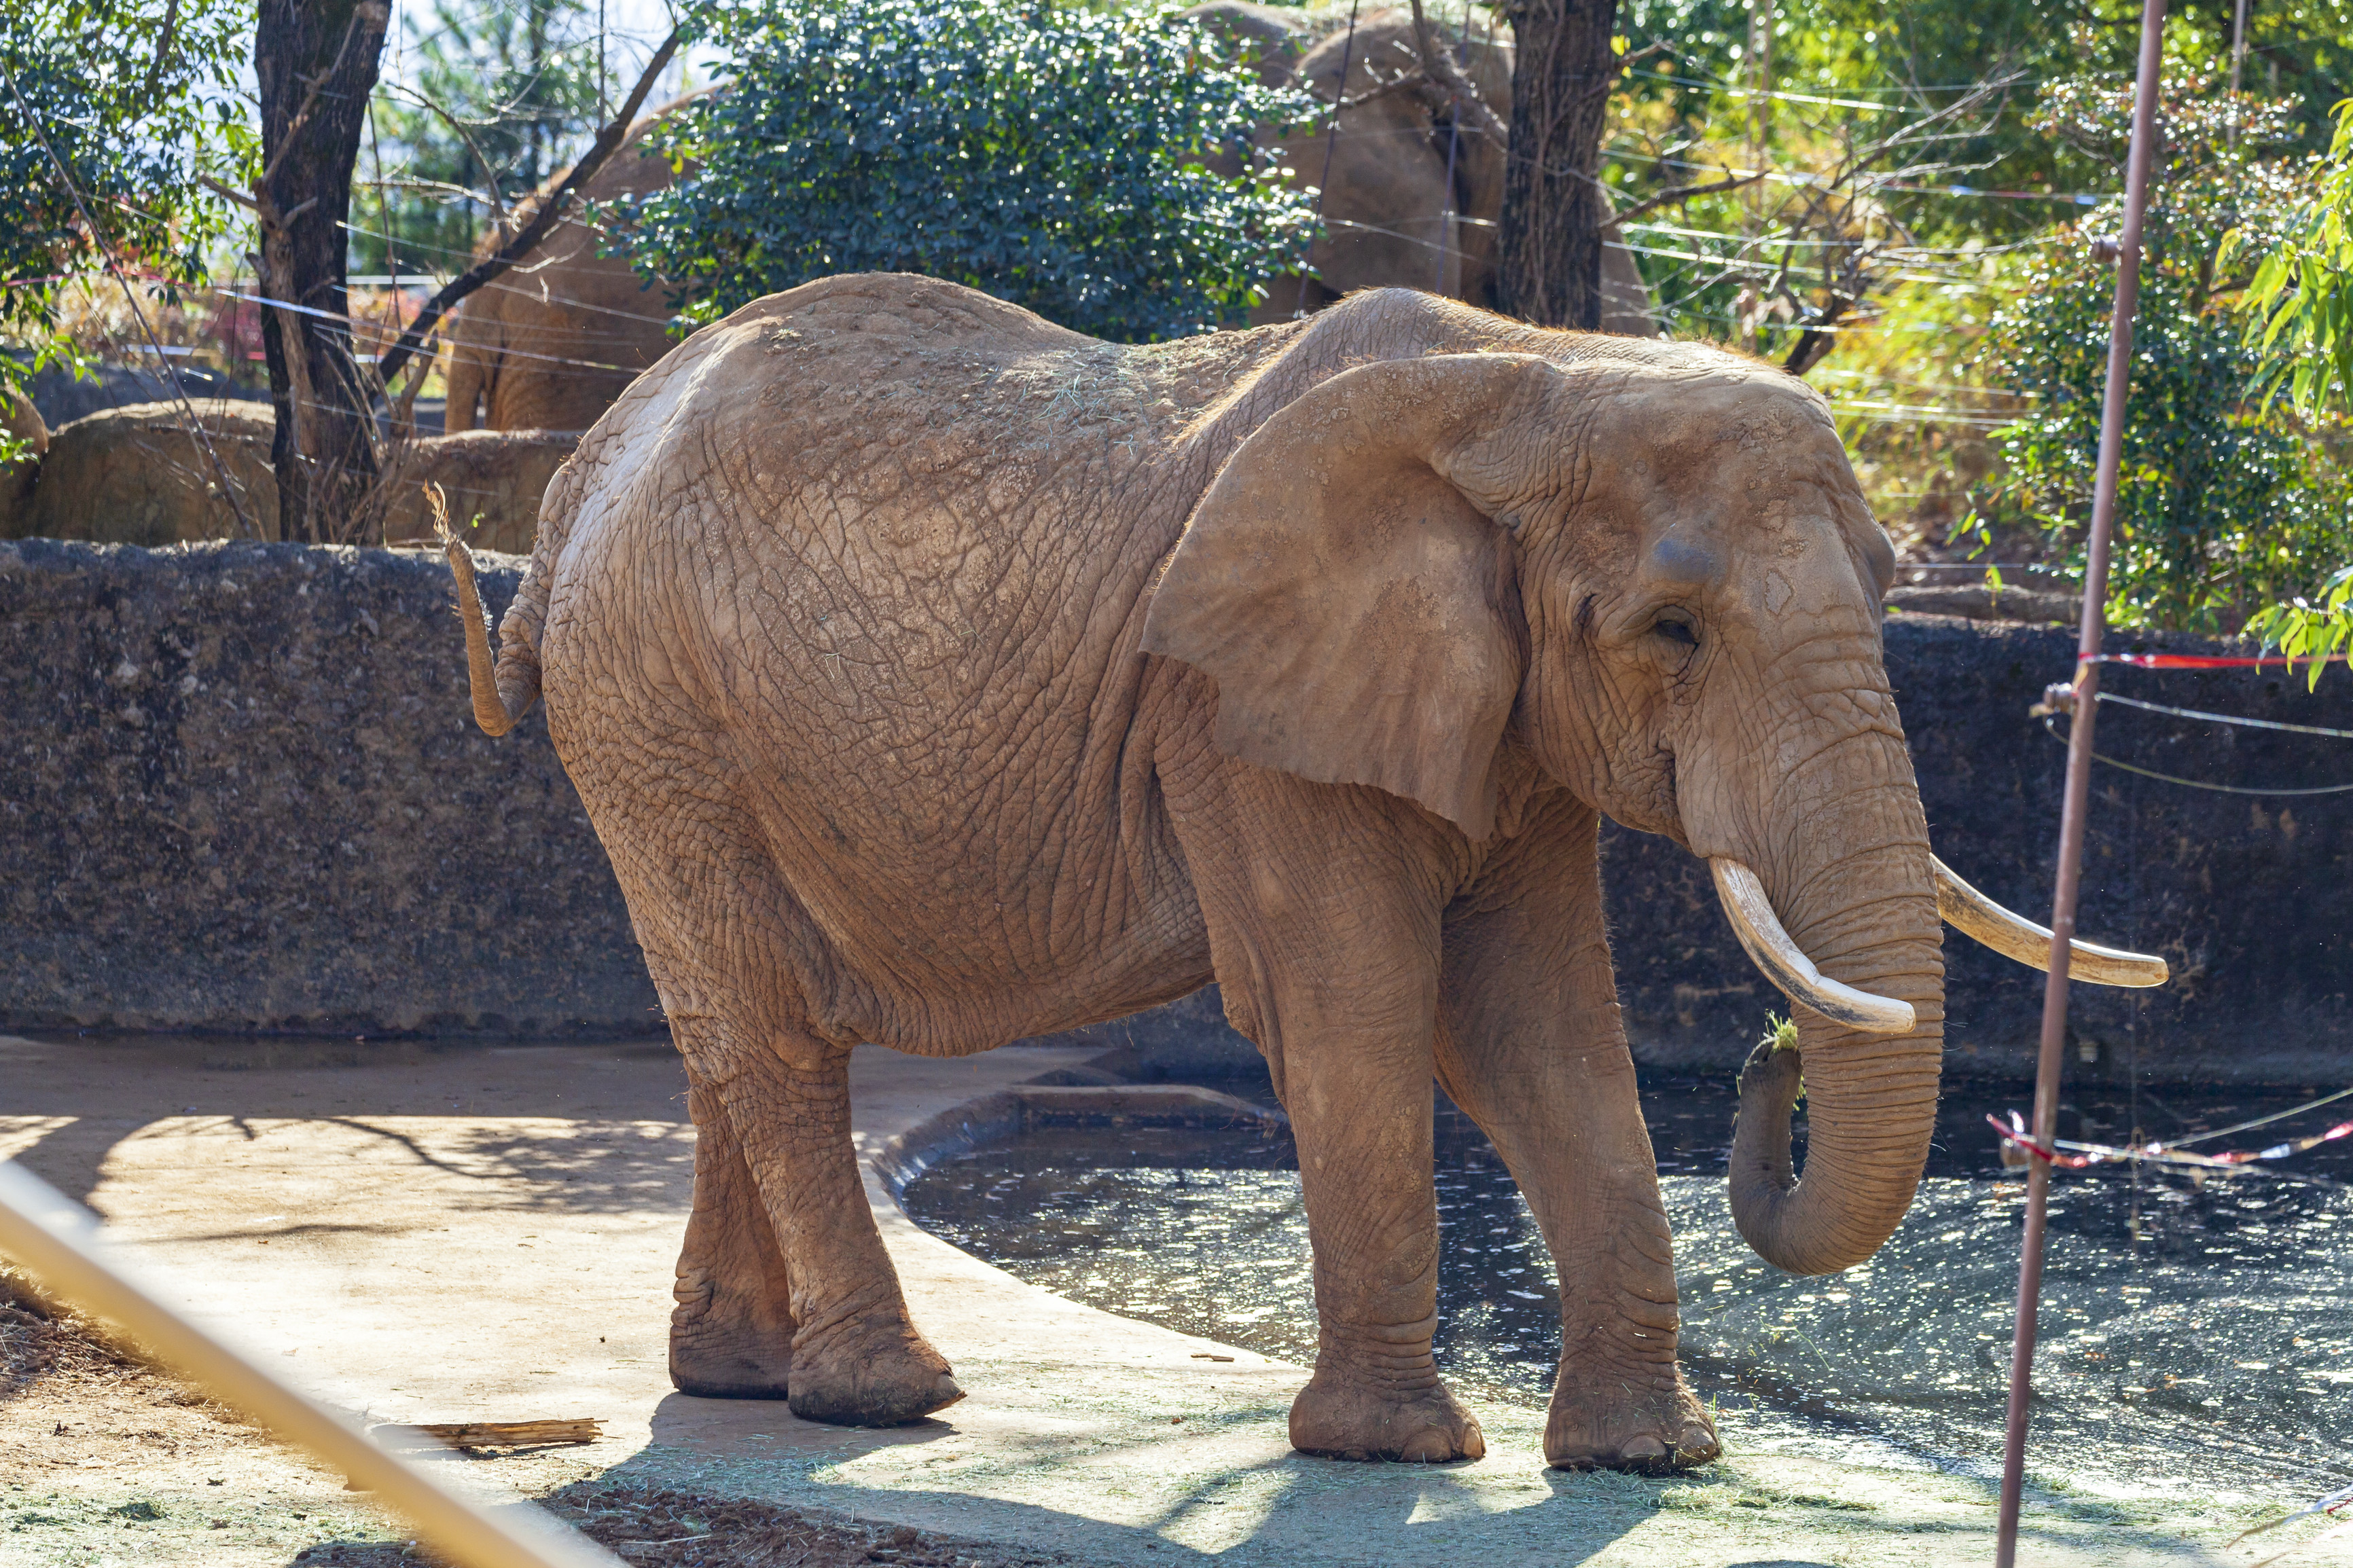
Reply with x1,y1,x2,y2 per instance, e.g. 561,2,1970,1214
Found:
448,276,2163,1470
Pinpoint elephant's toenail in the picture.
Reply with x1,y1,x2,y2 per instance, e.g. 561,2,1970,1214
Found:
1621,1435,1668,1463
1400,1429,1450,1462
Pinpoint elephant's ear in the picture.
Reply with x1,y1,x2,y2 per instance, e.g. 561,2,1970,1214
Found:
1142,354,1552,840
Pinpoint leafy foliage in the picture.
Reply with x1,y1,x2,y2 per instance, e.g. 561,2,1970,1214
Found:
2236,97,2353,416
355,0,610,276
0,0,253,424
615,0,1320,343
2234,94,2353,680
1973,76,2353,633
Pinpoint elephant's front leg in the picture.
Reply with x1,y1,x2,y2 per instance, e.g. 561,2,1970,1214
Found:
1174,771,1483,1463
1435,795,1716,1471
1285,1010,1485,1461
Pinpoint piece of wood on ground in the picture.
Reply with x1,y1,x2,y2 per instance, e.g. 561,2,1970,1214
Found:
376,1418,605,1449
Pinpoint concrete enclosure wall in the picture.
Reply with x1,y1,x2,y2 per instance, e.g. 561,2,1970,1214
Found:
3,540,2348,1081
1,539,658,1036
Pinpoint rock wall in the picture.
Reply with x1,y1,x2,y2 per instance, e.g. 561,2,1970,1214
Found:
0,539,658,1035
4,541,2348,1082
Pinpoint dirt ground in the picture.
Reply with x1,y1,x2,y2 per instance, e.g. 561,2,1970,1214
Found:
0,1270,1073,1568
10,1036,2348,1568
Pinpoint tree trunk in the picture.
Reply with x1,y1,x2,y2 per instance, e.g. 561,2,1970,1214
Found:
255,0,389,542
1496,0,1619,329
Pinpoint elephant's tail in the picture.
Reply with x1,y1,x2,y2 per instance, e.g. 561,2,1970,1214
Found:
442,513,541,737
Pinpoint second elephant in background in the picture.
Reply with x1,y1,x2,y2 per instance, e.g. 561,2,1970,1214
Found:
439,6,1655,437
1191,3,1654,332
441,96,702,435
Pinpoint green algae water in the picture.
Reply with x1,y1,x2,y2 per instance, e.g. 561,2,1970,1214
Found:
900,1074,2353,1503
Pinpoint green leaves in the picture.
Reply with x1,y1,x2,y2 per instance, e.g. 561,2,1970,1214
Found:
2232,97,2353,418
0,0,253,396
2222,96,2353,676
1980,73,2353,636
2244,567,2353,690
610,0,1318,344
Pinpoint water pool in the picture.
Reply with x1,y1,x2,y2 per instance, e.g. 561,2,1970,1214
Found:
901,1072,2353,1501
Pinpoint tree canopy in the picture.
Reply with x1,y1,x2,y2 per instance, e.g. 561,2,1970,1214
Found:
1976,77,2353,633
355,0,612,277
0,0,251,415
614,0,1320,343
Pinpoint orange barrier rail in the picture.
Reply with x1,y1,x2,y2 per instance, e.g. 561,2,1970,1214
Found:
0,1161,624,1568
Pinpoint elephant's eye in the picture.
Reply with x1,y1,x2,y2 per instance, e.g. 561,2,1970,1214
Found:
1653,615,1700,649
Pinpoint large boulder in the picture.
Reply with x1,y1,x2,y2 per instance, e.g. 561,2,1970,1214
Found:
5,399,571,549
11,398,276,546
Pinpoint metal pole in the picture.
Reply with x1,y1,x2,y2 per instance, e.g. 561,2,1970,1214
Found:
1992,0,2168,1561
0,1161,624,1568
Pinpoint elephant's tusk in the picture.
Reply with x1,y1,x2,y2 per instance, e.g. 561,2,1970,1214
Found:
1708,860,1918,1035
1930,855,2170,989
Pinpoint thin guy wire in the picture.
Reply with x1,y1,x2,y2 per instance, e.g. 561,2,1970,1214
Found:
2096,689,2353,740
2041,716,2353,795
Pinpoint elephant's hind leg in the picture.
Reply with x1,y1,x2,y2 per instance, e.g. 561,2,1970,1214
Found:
666,1066,796,1398
714,1037,962,1426
589,755,960,1427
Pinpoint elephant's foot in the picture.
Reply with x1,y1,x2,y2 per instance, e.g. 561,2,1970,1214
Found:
668,1282,793,1400
1545,1369,1717,1473
787,1301,963,1427
1289,1368,1486,1463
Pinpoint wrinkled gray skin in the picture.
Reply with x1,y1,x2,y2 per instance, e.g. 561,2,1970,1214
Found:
473,274,1939,1474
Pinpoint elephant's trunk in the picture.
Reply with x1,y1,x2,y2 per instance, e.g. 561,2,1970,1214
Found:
1713,728,1946,1277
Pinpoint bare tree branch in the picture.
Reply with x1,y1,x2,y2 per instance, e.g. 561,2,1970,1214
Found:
1405,0,1507,142
1611,166,1770,227
376,79,514,223
372,26,678,393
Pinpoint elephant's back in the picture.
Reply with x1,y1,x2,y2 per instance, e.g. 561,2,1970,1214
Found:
537,273,1249,738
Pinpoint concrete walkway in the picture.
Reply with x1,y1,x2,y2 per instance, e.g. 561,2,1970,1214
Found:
1,1033,2330,1567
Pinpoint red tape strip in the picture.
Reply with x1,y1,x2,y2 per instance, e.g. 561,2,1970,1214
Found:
1988,1112,2353,1170
2081,652,2351,669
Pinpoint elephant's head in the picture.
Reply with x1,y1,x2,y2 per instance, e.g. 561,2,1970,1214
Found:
1143,342,2164,1276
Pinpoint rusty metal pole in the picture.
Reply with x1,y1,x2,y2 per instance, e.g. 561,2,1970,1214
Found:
1993,0,2168,1561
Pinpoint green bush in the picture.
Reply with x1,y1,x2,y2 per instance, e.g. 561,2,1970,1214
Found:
613,0,1320,344
0,0,252,436
2235,96,2353,680
1973,77,2353,634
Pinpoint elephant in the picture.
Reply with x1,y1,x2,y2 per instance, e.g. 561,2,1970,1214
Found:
1192,3,1653,332
441,96,697,435
446,273,2163,1470
3,397,569,551
438,10,1651,437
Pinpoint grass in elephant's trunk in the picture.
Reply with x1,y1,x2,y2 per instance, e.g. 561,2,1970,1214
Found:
901,1069,2353,1507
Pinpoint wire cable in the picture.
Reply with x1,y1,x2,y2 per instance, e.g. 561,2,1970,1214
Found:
2096,689,2353,742
2039,715,2353,795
